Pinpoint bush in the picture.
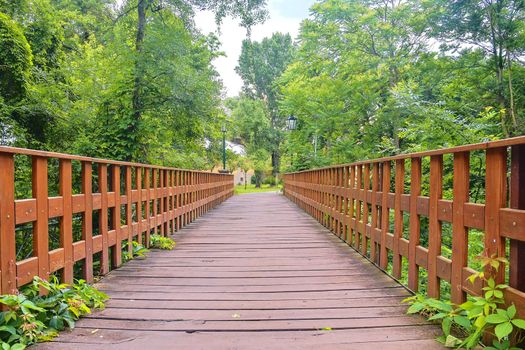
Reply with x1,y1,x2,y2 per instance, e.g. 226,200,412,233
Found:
0,276,108,349
263,175,276,186
150,234,176,250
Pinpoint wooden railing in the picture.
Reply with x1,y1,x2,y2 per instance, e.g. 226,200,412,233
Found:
0,147,233,294
283,137,525,317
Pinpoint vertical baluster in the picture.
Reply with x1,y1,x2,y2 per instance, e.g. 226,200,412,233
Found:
428,155,443,298
81,162,93,283
371,163,379,263
356,165,363,252
451,151,469,304
510,145,525,291
152,169,158,234
380,161,391,270
393,159,405,279
59,159,74,283
136,167,143,244
125,166,133,256
144,168,151,245
363,164,370,256
0,153,16,294
98,164,109,275
111,165,121,267
485,147,507,284
408,157,422,291
33,157,49,288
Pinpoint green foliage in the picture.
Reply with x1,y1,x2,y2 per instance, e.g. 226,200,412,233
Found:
0,276,108,349
277,0,525,172
150,235,176,250
403,255,525,349
122,241,149,263
0,12,32,101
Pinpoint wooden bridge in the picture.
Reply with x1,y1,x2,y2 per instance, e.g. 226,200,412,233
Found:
0,137,523,349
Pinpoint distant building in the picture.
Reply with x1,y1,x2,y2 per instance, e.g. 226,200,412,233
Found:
233,168,254,186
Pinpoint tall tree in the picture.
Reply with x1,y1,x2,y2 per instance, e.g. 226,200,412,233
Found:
430,0,525,136
128,0,268,161
236,32,295,177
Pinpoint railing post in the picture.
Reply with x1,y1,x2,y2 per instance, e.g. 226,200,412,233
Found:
0,153,16,294
59,159,74,283
33,157,50,288
510,145,525,291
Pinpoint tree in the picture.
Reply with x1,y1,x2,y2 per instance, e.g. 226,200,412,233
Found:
0,12,32,102
236,32,295,177
127,0,268,161
430,0,525,136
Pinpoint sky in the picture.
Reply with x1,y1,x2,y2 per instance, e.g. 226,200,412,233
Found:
195,0,317,98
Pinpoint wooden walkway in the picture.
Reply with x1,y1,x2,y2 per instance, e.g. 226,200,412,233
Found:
36,192,442,350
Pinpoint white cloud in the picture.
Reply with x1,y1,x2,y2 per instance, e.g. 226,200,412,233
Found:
195,0,315,98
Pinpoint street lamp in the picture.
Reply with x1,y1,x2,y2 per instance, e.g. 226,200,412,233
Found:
221,125,227,173
286,115,298,131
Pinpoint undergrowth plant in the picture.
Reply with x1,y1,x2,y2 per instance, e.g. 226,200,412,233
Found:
0,276,108,349
403,255,525,349
122,241,149,263
149,234,176,250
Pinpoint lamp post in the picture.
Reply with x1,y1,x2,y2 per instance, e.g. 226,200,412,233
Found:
286,115,298,131
221,125,227,173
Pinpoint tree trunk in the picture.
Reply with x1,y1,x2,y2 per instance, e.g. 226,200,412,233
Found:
271,150,280,177
130,0,148,161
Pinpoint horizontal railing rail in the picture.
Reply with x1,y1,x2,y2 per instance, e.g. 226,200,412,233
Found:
0,147,233,294
283,136,525,317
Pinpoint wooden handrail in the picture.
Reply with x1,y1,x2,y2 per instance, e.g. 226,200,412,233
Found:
0,147,234,294
283,137,525,317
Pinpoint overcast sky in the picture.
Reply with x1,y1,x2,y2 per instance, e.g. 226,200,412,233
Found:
195,0,317,98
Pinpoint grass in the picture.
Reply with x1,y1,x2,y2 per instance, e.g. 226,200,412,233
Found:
234,184,282,195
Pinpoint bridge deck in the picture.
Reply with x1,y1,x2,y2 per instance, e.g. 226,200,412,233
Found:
37,192,442,350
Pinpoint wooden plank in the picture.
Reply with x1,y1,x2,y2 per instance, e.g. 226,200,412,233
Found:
144,168,151,246
427,155,443,298
451,152,469,304
408,157,421,291
32,157,49,287
510,144,525,291
59,159,74,283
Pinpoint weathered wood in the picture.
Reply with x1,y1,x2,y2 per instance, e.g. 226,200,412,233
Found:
35,193,439,350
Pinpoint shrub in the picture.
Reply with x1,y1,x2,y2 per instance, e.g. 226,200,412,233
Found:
403,255,525,349
0,276,108,349
150,234,176,250
263,175,276,186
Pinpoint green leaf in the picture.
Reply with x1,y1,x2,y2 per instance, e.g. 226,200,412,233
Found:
453,315,471,330
407,303,424,314
494,322,513,341
486,313,507,324
511,319,525,330
11,344,26,350
506,304,516,319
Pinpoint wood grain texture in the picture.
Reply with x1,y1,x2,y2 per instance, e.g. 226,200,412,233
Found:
35,193,440,350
